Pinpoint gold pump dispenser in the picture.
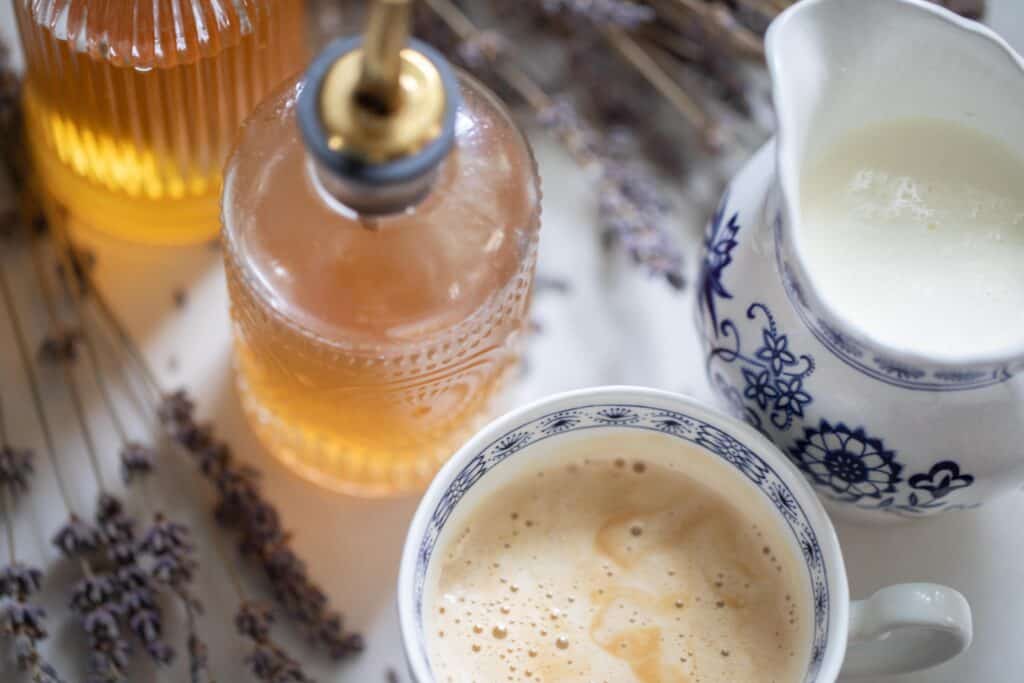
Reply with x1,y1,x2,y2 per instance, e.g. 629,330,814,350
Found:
297,0,459,213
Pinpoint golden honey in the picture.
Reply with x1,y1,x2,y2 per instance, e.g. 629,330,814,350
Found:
14,0,306,244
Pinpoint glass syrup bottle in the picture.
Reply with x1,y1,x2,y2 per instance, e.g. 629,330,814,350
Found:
14,0,307,245
222,0,542,496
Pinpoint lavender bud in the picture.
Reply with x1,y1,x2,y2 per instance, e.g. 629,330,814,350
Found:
82,608,121,641
236,602,274,641
70,575,118,614
0,445,34,494
53,515,101,558
37,330,81,365
119,442,155,484
0,563,43,598
157,390,195,427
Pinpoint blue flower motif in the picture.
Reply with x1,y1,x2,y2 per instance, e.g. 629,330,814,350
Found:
492,431,530,456
757,329,796,374
790,421,902,501
768,481,800,523
539,411,581,434
742,369,778,409
908,461,974,500
773,376,811,418
798,527,821,565
648,411,695,436
595,407,639,424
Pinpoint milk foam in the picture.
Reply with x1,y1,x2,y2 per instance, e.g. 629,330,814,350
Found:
799,118,1024,358
424,442,809,683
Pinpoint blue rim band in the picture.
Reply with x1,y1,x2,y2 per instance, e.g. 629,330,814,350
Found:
297,37,461,186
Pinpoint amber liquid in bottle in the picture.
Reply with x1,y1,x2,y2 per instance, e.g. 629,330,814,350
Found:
223,70,541,496
14,0,306,245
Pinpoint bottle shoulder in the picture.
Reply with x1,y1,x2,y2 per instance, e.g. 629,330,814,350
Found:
222,73,541,346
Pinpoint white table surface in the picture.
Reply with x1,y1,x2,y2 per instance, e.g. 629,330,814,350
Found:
2,4,1023,682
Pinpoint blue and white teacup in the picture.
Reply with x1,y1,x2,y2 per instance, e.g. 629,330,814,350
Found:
398,387,972,681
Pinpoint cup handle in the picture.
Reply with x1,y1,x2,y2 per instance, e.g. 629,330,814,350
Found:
840,583,972,678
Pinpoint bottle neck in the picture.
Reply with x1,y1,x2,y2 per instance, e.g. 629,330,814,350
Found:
307,154,438,217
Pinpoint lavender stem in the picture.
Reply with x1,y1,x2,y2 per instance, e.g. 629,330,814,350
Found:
1,485,15,564
0,390,8,447
27,236,109,493
0,261,76,513
52,228,134,441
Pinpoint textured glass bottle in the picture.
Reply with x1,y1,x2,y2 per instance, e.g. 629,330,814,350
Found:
222,4,541,496
14,0,306,245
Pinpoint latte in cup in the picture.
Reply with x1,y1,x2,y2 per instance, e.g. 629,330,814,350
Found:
424,437,810,682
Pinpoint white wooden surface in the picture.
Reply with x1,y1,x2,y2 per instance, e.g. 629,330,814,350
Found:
1,4,1023,682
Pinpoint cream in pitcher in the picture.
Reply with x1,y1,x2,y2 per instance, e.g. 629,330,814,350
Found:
698,0,1024,523
800,118,1024,358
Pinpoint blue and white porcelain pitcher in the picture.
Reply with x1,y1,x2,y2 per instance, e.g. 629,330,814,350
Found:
698,0,1024,523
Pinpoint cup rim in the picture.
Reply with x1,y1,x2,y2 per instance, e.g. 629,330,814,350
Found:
397,385,851,681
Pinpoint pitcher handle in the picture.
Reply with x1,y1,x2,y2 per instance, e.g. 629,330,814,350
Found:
841,583,972,678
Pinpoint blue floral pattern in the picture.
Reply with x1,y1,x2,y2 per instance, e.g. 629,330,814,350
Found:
909,461,974,499
708,303,815,432
790,421,902,502
538,410,582,434
412,403,831,683
701,200,980,517
700,194,741,337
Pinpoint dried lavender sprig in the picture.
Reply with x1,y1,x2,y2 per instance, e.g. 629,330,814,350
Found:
17,226,182,679
601,25,725,150
0,452,66,682
539,0,655,27
158,392,364,660
236,602,316,683
59,511,131,683
1,232,89,681
129,491,210,681
19,228,135,681
42,221,216,677
653,0,766,61
103,496,176,666
54,496,187,680
0,560,64,683
424,0,686,290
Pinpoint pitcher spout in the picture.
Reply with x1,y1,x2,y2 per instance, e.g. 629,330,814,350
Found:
766,0,1024,376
